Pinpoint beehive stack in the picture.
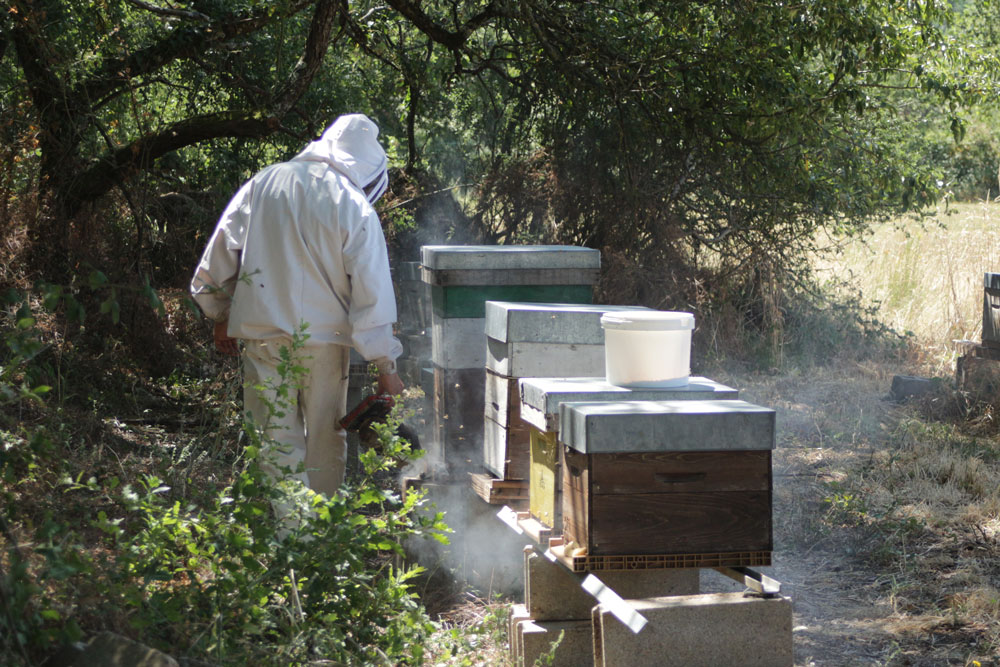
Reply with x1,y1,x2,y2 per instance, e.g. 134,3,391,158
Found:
517,376,739,534
392,260,431,385
419,245,600,476
481,303,656,495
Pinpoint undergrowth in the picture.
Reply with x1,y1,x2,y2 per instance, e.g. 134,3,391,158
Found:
0,290,451,665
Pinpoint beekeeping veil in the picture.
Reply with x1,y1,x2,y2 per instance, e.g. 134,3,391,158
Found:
293,114,389,205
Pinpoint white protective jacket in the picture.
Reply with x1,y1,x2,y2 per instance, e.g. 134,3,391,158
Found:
190,114,402,367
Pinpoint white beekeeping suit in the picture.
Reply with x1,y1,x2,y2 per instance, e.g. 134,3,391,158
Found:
190,113,403,497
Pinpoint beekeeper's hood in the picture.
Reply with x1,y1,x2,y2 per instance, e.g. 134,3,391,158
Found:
293,113,389,204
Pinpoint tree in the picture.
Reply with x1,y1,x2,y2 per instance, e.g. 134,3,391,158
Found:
6,0,350,279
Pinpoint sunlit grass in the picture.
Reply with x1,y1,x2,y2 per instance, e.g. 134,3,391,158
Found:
814,200,1000,370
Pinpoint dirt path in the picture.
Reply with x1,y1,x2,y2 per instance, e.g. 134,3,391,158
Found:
730,367,987,667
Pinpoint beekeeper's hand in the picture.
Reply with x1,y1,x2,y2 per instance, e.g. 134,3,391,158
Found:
377,372,404,396
213,319,239,356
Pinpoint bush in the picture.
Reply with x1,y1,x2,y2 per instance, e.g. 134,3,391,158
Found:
0,304,449,666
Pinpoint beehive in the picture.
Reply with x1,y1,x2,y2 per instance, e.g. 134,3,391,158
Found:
558,399,775,559
983,273,1000,348
482,302,652,480
519,377,739,532
420,246,600,474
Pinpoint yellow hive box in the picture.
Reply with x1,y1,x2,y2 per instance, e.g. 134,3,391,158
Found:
529,428,560,530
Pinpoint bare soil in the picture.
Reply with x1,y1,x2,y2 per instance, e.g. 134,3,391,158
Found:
722,364,997,667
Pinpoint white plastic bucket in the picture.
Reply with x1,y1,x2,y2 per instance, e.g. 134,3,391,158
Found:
600,310,695,388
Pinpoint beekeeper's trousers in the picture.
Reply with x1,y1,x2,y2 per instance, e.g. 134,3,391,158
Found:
242,338,351,496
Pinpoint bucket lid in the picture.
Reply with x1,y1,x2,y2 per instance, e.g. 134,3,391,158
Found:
600,310,695,331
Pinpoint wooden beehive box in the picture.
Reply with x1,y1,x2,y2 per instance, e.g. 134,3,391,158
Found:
984,273,1000,348
482,302,653,480
519,377,740,532
558,399,775,559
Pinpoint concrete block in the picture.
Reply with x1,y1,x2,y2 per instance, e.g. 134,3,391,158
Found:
525,549,698,621
484,301,652,345
421,245,600,271
431,315,485,369
508,603,532,666
519,376,740,432
559,399,776,454
889,374,937,401
517,618,594,667
593,592,793,667
487,337,606,378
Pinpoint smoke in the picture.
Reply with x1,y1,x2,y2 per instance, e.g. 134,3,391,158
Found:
403,467,526,600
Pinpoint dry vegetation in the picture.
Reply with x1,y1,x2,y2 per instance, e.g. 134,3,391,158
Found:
714,200,1000,666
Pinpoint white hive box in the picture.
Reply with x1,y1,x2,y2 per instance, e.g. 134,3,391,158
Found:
485,302,651,378
482,302,652,480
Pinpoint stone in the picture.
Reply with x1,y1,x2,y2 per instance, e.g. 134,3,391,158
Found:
519,376,740,432
593,592,793,667
889,374,937,401
516,618,594,667
508,603,532,666
559,399,776,454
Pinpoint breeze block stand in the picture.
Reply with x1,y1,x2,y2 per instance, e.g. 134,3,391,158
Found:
592,592,794,667
420,245,600,478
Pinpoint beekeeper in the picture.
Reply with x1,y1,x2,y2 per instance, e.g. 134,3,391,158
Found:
190,113,404,496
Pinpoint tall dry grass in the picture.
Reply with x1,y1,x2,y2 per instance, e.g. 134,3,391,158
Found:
781,200,1000,663
814,200,1000,372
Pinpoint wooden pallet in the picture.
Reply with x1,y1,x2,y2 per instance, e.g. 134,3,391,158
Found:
469,472,528,507
546,539,771,573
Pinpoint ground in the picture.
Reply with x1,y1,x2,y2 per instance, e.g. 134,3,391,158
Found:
722,363,998,667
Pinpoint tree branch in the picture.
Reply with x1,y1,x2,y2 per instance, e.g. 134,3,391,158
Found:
67,113,282,206
123,0,210,22
74,1,313,106
272,0,344,116
383,0,503,51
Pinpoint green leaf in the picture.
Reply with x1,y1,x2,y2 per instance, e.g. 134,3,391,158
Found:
88,270,108,289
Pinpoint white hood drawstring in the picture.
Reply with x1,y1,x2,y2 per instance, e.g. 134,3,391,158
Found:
293,114,389,205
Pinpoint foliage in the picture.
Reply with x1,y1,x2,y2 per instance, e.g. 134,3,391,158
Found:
4,0,1000,368
0,311,449,666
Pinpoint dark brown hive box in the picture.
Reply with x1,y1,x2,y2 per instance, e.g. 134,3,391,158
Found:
557,400,775,559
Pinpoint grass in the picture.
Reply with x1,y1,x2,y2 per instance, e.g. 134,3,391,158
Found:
766,199,1000,664
814,200,1000,372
